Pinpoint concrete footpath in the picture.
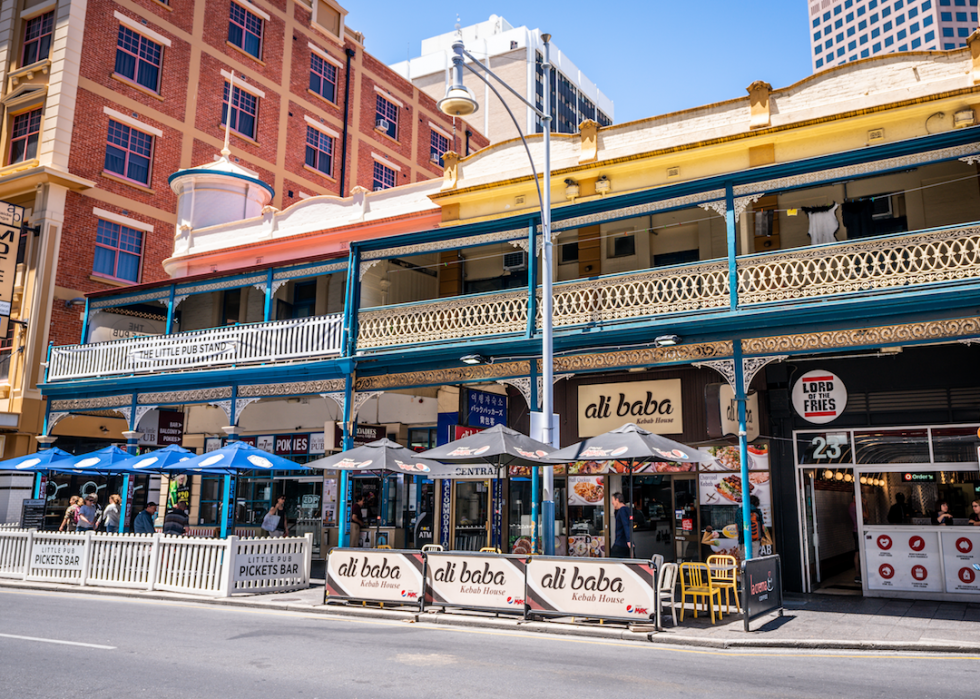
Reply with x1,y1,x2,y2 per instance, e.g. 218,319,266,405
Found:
2,578,978,653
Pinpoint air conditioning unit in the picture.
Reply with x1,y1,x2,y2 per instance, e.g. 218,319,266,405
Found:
374,186,385,192
502,250,527,272
376,118,390,132
430,151,442,164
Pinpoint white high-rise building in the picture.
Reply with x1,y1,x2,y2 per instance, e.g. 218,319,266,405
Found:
391,16,614,144
808,0,978,73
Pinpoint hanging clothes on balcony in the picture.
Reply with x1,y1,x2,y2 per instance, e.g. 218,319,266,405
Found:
802,202,840,245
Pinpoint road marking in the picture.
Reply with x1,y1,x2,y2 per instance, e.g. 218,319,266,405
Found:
0,633,115,650
2,588,976,661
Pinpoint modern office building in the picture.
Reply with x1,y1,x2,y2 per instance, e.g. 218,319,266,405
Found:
809,0,978,72
390,15,614,143
0,0,486,517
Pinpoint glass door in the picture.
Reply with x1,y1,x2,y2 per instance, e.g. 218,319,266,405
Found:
672,476,699,562
453,480,489,551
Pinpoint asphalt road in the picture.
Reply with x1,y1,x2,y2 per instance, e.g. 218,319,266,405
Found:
1,588,978,699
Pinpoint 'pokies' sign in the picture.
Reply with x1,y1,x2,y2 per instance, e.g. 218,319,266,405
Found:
792,370,847,424
325,549,424,607
524,557,656,622
424,552,527,612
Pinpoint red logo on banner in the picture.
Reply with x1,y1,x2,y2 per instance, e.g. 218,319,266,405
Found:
909,536,925,552
911,565,928,581
959,567,976,585
877,535,893,550
878,564,895,579
956,537,973,554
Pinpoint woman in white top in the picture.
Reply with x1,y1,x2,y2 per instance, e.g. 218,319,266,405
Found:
100,493,122,532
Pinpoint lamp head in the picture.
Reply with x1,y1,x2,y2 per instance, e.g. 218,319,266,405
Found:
438,85,479,117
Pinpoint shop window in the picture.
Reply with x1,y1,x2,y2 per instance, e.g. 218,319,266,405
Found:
228,1,263,59
115,25,162,93
653,249,699,268
93,219,144,283
236,477,272,526
291,280,317,318
560,239,579,264
430,129,449,167
372,160,395,191
309,53,337,103
305,126,334,177
198,476,224,526
105,120,154,186
8,108,41,165
221,82,258,140
22,11,53,66
375,95,398,140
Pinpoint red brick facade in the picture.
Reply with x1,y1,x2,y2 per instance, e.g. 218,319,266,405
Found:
49,0,488,349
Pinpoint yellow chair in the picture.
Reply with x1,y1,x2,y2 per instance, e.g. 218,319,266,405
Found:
679,562,722,624
375,544,392,549
707,554,741,616
479,546,502,553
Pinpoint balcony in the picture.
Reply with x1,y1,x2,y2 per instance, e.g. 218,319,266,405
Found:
47,314,344,382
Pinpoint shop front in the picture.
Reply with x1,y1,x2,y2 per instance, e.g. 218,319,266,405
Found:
770,345,980,600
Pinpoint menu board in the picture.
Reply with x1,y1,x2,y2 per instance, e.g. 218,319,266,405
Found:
699,442,770,472
942,531,980,593
865,530,943,592
19,498,45,530
567,476,604,507
699,472,772,525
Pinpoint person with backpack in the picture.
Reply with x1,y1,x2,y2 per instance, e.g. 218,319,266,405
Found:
59,496,82,532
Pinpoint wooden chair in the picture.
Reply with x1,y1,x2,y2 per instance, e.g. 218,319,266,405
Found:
707,554,741,616
680,562,722,624
657,562,678,628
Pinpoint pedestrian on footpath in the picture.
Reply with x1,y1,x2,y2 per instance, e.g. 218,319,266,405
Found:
59,495,82,532
350,496,365,547
134,502,157,534
264,495,289,538
163,501,188,536
610,492,632,558
77,494,100,532
99,494,122,532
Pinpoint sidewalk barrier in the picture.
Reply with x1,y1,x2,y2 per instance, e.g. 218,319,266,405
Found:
0,529,312,597
325,547,659,625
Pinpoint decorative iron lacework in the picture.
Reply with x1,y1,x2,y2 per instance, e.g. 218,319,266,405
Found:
737,225,980,305
90,290,169,309
50,394,131,411
361,228,528,261
137,387,232,404
733,144,980,197
238,379,345,397
175,274,268,297
552,189,727,232
273,261,346,281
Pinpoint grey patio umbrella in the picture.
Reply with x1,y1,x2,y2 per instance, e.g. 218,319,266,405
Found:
545,423,711,558
420,424,555,550
307,439,462,547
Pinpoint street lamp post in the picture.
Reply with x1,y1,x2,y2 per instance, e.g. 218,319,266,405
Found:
438,33,558,555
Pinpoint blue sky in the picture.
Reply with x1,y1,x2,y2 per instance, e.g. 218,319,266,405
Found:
348,1,814,124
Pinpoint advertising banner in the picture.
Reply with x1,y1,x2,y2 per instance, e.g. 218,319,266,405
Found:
325,549,425,607
525,556,656,622
742,554,783,632
942,530,980,593
31,542,85,571
424,552,527,612
467,389,507,428
234,548,304,583
0,201,24,336
865,529,943,592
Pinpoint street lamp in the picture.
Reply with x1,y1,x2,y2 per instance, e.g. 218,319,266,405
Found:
438,33,558,555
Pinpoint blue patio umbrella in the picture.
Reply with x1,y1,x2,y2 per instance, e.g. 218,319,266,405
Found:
165,440,311,474
114,443,196,473
50,445,143,475
0,447,73,472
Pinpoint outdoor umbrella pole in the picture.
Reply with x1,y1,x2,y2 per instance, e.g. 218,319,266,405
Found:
628,460,635,559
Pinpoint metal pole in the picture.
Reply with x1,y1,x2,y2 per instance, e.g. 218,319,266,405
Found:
733,340,753,560
540,34,556,556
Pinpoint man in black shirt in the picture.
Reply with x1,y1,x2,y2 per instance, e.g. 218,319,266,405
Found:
610,492,632,558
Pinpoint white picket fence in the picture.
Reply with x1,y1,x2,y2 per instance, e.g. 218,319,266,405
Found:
0,530,312,597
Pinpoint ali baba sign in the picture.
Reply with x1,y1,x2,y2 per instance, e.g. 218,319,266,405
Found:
578,379,682,437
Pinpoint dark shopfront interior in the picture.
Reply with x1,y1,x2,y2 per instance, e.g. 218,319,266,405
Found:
765,344,980,594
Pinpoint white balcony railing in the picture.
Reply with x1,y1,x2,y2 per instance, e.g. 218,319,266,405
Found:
737,224,980,305
47,313,344,382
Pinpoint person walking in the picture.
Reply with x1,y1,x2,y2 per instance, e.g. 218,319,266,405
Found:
349,496,365,547
265,495,289,538
99,494,122,532
610,492,632,558
134,502,157,534
163,501,188,536
77,494,100,532
59,495,82,532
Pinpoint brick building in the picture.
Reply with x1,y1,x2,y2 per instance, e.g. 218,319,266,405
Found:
0,0,486,472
